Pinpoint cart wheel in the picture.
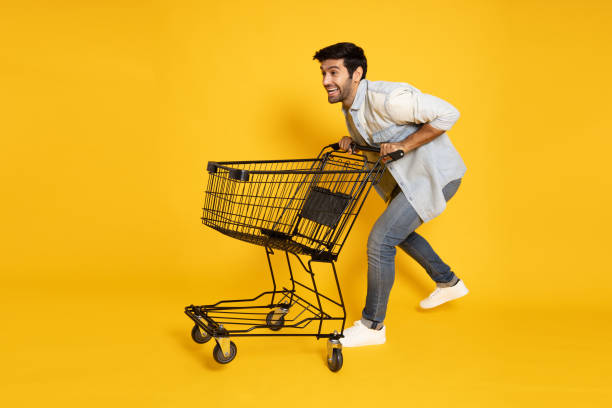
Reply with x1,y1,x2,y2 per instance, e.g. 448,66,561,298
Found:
327,348,343,372
191,325,212,344
266,310,285,331
213,341,237,364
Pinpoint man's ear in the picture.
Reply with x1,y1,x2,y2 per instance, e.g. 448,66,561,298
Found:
352,66,363,82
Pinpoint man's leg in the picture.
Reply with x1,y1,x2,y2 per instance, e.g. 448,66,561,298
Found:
398,179,468,308
398,232,458,287
361,191,422,326
398,178,462,285
340,191,421,347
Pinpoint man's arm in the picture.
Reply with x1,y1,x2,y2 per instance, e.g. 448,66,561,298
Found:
380,123,444,156
379,89,460,157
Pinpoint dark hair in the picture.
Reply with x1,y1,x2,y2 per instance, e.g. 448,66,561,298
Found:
313,42,367,80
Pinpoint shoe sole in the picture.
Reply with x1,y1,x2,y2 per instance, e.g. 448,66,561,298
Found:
340,339,386,348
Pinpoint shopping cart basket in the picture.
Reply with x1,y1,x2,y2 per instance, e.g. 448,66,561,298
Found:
185,143,403,372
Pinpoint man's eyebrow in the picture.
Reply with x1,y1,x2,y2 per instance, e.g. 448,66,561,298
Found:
321,65,341,70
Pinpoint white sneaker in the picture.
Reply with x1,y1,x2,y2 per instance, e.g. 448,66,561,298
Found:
419,280,469,309
340,320,386,347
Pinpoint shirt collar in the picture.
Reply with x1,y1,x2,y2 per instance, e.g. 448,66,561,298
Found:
342,79,368,114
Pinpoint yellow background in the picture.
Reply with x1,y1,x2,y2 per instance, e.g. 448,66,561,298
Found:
2,0,611,406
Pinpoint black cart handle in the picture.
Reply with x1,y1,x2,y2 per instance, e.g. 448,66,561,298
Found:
330,142,405,162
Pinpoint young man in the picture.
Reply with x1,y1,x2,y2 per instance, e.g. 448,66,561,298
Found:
313,42,469,347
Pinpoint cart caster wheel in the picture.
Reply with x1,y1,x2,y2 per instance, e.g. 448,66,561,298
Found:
213,341,237,364
266,310,285,331
327,348,343,372
191,325,212,344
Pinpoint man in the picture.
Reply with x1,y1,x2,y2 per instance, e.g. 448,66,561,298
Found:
313,42,469,347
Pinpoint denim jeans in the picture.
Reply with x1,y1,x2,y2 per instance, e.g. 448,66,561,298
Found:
361,179,462,328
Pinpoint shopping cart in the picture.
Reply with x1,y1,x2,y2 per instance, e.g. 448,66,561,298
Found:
184,143,403,372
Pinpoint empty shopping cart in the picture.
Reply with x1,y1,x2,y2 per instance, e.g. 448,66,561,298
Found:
184,143,403,371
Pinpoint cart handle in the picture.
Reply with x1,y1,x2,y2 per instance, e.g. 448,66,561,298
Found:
329,142,405,162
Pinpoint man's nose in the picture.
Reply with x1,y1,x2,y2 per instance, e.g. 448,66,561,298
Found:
322,75,332,86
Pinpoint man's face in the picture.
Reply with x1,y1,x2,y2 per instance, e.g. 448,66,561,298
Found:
320,59,354,104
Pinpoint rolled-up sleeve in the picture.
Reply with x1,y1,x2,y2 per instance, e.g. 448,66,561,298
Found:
384,88,460,131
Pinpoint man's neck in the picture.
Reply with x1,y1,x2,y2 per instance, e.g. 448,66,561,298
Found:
342,82,360,111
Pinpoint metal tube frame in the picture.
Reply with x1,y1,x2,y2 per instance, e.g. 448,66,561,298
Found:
184,247,346,340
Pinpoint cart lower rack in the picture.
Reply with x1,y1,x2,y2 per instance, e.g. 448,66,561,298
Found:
185,143,403,372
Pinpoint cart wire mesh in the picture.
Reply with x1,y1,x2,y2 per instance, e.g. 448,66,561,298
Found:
202,149,383,260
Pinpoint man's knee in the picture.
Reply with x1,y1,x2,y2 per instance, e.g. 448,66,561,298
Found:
367,228,382,256
367,226,396,258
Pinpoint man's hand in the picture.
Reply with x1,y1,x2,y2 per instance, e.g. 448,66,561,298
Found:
380,142,404,158
339,136,357,153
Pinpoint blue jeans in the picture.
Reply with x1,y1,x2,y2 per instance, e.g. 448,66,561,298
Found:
362,179,462,327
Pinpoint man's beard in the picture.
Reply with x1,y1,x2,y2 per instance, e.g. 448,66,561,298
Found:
328,79,352,104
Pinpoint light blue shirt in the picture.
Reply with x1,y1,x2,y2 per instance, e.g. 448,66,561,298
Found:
342,79,467,222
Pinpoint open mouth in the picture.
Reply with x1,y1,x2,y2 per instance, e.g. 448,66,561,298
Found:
326,87,339,97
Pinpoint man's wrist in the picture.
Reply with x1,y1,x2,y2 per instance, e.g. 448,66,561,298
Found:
400,137,414,153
